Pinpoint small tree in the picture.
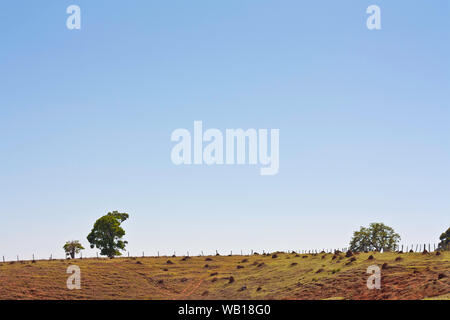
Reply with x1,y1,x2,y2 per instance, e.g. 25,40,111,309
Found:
87,211,129,258
438,227,450,251
349,222,400,252
63,240,85,259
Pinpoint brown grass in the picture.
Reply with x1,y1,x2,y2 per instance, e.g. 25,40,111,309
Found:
0,251,448,300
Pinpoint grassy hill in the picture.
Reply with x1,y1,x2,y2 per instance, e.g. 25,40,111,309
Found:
0,251,448,300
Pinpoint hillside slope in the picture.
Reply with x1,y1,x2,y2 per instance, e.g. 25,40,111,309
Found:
0,251,448,300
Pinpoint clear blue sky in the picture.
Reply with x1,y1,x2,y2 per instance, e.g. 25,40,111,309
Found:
0,1,449,259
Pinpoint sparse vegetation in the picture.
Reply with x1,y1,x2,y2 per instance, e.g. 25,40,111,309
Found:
63,240,84,259
0,251,448,300
1,221,449,300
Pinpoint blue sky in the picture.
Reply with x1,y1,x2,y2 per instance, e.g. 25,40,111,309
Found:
0,1,449,259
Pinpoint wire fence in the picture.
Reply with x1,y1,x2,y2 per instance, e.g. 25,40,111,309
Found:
1,242,448,263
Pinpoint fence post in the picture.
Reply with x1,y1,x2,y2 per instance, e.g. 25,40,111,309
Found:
17,255,19,261
32,254,35,261
2,256,4,263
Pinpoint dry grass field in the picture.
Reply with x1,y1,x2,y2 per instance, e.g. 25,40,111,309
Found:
0,251,448,300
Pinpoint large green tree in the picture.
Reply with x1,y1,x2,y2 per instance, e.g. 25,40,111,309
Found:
63,240,84,259
438,227,450,250
87,211,129,258
349,222,400,252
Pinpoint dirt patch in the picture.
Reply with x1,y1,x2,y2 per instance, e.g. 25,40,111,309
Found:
285,261,450,300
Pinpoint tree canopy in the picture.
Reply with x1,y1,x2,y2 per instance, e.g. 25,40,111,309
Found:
63,240,84,259
349,222,400,252
87,211,129,258
438,227,450,250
